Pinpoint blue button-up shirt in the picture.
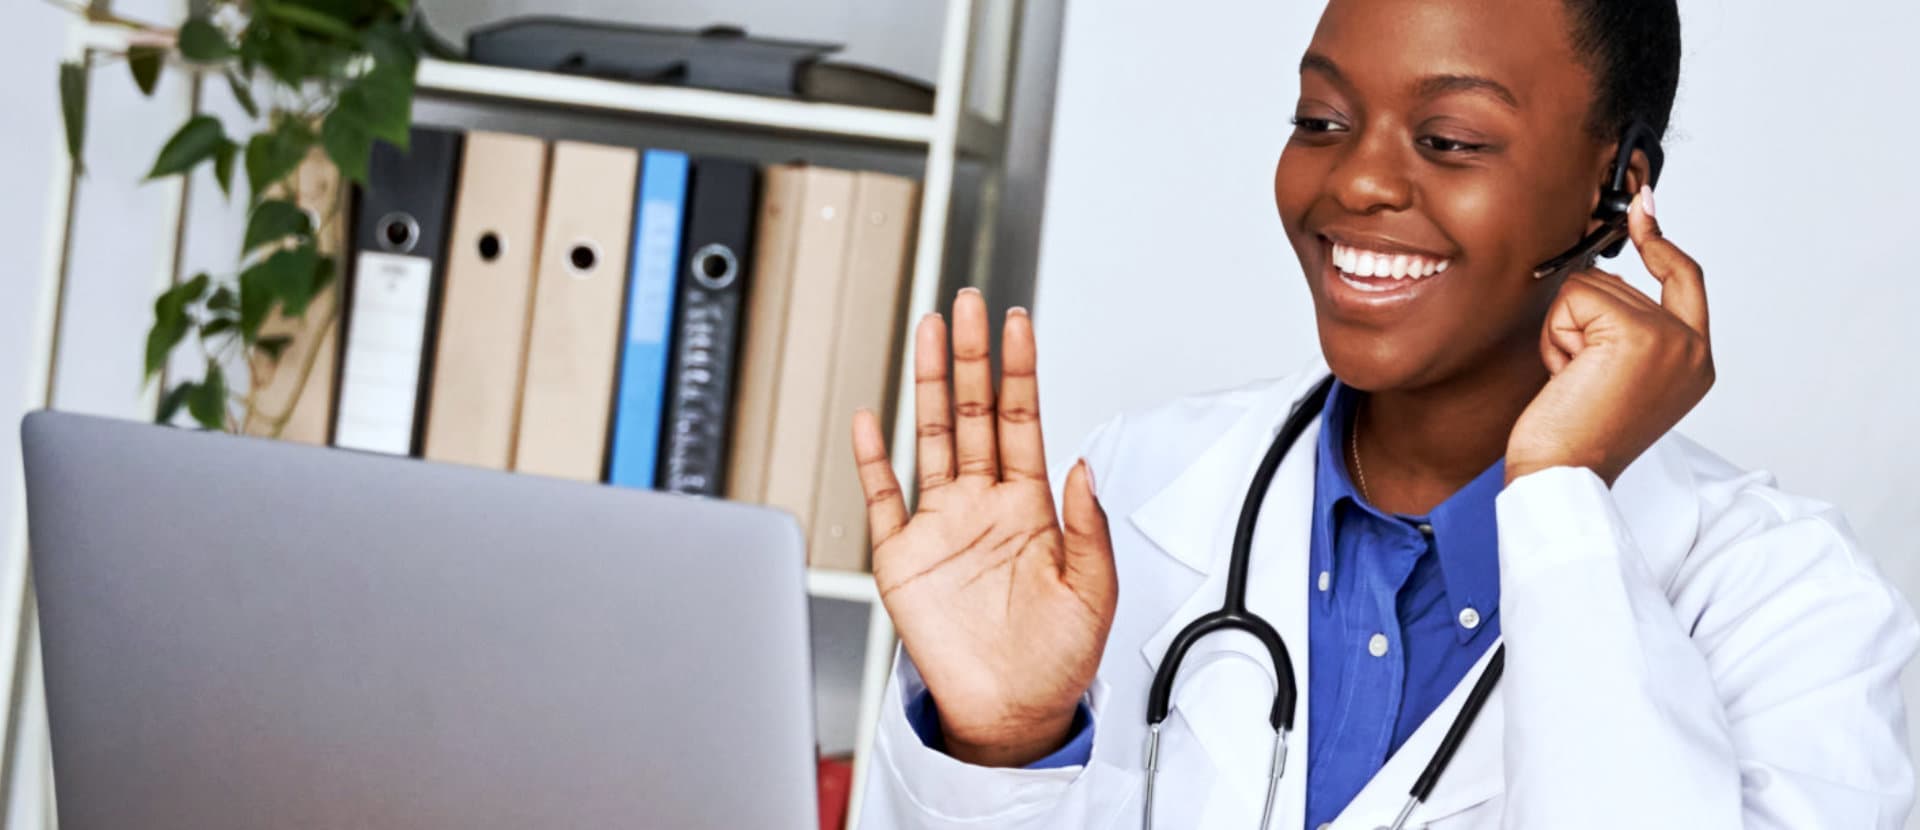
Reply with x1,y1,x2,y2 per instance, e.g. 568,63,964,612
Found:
906,381,1503,829
1303,381,1503,827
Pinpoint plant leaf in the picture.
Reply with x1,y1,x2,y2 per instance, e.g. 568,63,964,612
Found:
200,317,236,339
310,256,337,294
128,46,164,96
213,139,238,197
362,20,418,75
258,0,360,42
145,273,209,380
188,362,227,430
181,271,211,301
148,115,227,180
243,199,313,255
275,245,324,317
59,62,86,171
178,16,234,62
208,285,238,312
225,68,259,119
256,334,294,363
238,245,319,336
244,121,314,201
319,108,372,183
144,312,189,381
156,382,196,424
335,67,411,149
249,21,309,87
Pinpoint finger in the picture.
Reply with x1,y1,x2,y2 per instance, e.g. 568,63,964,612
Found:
1626,186,1710,337
949,288,999,479
1060,460,1116,604
997,307,1047,482
852,408,908,547
1538,313,1571,375
1544,277,1623,358
1571,267,1657,312
913,312,956,489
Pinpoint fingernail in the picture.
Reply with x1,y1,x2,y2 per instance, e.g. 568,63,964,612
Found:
959,286,982,298
1007,305,1029,318
922,310,942,324
1640,185,1656,219
1080,459,1096,492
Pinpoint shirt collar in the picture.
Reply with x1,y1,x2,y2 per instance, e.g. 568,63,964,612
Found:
1309,380,1504,642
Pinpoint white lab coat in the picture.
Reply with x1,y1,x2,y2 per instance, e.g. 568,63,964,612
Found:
860,367,1919,829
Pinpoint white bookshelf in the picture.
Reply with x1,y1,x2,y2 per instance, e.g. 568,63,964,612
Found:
28,2,1027,827
417,58,1006,158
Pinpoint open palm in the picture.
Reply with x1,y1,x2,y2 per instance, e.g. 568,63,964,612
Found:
850,288,1117,767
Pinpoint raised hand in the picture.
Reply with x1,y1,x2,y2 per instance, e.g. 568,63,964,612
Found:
851,287,1117,768
1509,187,1715,486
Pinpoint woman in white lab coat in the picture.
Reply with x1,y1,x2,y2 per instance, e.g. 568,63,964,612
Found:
846,0,1919,827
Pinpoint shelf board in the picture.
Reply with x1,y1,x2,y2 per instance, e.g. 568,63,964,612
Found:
417,59,1002,155
807,568,879,604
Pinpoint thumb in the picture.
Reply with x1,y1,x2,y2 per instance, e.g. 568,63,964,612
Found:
1060,459,1116,592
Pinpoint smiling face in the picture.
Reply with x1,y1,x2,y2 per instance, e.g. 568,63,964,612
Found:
1275,0,1621,392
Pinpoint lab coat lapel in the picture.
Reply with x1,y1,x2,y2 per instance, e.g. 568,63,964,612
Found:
1332,641,1507,828
1327,430,1703,828
1129,372,1328,826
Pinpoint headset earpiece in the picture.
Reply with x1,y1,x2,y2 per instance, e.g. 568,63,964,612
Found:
1592,120,1664,259
1530,120,1667,279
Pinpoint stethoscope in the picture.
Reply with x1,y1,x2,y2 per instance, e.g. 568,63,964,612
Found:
1142,375,1506,830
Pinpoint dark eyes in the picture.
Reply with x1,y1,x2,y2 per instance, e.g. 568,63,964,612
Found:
1418,135,1491,154
1289,116,1344,134
1289,116,1491,155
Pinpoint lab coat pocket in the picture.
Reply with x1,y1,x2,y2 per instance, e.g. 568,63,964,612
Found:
1167,649,1291,826
1418,794,1505,830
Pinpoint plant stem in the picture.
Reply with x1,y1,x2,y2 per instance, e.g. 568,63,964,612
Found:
41,0,169,33
249,296,341,438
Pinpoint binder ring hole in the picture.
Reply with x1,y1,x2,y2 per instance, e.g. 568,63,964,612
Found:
691,243,738,290
567,241,600,276
477,232,503,262
377,212,420,254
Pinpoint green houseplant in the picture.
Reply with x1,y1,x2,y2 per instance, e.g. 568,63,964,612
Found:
55,0,430,434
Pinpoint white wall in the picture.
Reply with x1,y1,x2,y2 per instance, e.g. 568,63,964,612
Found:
1033,0,1920,822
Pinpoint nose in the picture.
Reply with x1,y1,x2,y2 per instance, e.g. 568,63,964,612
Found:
1326,128,1414,215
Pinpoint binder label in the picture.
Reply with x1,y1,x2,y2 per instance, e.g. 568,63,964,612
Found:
336,251,434,455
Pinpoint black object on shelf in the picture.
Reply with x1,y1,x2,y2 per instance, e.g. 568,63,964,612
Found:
465,16,935,114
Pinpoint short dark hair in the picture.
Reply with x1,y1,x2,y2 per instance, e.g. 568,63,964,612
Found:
1561,0,1683,140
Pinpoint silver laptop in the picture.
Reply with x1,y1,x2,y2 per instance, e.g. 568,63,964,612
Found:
21,411,817,829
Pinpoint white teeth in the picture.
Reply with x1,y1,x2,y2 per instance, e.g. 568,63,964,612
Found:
1329,241,1451,282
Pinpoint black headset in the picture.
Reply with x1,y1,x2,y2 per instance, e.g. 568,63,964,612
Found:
1531,119,1666,279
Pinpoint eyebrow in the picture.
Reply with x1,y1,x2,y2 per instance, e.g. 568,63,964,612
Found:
1299,52,1521,110
1415,74,1520,109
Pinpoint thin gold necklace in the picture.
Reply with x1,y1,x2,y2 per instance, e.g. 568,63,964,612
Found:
1349,406,1372,505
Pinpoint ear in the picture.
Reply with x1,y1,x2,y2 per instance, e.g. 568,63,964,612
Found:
1586,141,1656,220
1619,147,1655,198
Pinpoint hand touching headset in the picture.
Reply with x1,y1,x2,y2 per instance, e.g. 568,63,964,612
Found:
1510,120,1716,487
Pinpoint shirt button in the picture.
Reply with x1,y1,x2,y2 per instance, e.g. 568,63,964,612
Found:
1459,606,1482,630
1417,522,1434,536
1317,571,1331,592
1368,633,1389,657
